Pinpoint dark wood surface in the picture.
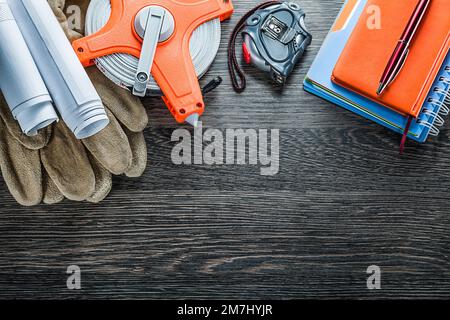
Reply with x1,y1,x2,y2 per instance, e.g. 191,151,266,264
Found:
1,0,450,299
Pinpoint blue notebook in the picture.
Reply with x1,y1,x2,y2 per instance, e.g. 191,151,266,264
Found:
304,0,450,143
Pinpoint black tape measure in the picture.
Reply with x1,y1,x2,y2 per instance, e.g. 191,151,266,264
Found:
228,1,312,92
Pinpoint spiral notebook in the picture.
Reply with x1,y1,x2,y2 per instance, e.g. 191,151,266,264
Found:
332,0,450,118
304,0,450,142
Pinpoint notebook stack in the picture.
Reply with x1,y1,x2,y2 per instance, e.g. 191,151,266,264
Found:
304,0,450,145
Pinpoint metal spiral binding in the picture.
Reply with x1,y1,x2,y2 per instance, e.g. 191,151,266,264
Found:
417,65,450,137
440,76,450,85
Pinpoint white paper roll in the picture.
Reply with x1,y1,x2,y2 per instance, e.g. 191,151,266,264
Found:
0,0,58,136
8,0,109,139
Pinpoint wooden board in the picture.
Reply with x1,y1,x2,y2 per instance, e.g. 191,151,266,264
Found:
1,0,450,299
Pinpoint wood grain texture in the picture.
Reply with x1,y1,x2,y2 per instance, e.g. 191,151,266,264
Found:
1,0,450,299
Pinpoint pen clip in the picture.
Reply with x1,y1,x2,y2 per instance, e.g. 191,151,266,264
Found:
386,48,410,87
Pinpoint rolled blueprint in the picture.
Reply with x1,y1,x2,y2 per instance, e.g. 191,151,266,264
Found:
8,0,109,139
0,0,58,136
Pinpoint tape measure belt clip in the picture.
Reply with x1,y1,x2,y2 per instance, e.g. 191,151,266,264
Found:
261,15,298,44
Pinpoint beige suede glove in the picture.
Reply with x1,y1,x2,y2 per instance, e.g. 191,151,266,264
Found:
0,0,148,206
0,99,58,206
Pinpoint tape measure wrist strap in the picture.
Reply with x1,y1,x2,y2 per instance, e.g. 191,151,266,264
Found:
228,1,312,92
227,1,281,93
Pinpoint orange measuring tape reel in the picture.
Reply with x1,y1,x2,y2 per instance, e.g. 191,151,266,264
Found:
73,0,234,124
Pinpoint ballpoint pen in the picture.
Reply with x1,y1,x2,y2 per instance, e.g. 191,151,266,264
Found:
377,0,431,96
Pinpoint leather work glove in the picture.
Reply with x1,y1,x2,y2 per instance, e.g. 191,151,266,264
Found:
0,0,149,206
0,101,59,205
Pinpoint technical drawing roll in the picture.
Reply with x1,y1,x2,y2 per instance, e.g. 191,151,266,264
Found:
8,0,109,139
0,0,58,136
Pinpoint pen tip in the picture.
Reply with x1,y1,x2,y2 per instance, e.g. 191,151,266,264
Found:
377,83,385,96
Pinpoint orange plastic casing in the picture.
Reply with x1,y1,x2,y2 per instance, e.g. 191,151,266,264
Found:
73,0,234,123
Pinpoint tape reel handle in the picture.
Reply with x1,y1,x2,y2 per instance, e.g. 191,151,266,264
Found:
133,7,167,97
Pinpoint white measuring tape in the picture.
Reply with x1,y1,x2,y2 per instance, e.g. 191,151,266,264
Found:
85,0,222,96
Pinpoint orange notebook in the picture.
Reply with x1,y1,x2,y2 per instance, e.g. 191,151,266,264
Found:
331,0,450,118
